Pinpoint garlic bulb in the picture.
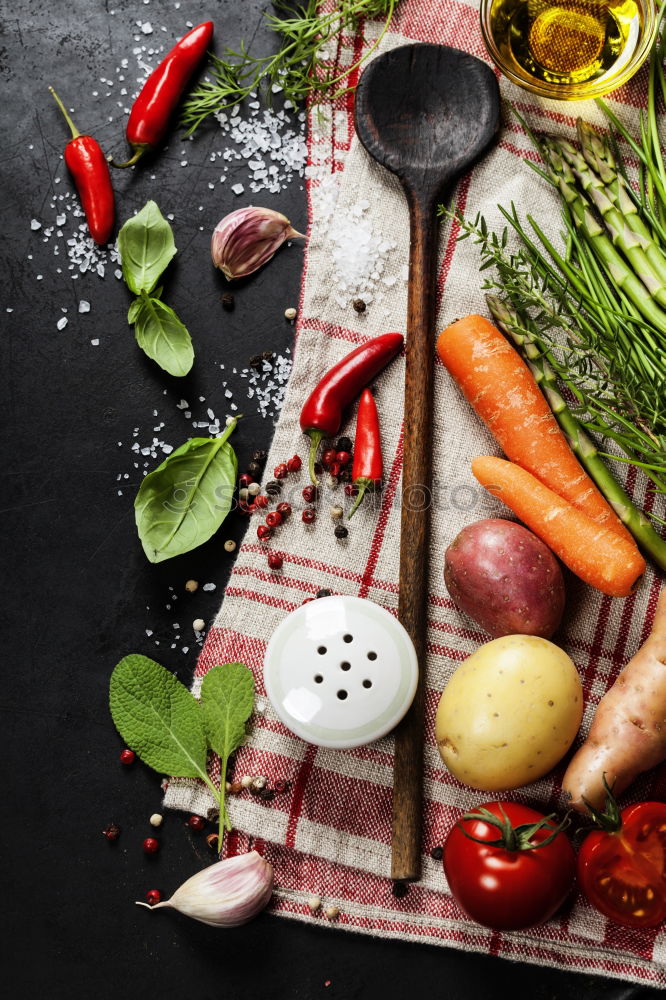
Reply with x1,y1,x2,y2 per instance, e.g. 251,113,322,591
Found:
211,206,304,280
137,851,273,927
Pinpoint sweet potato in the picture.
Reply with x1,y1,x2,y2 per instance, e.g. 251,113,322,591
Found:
562,589,666,811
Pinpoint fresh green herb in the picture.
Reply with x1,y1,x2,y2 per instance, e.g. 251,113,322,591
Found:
109,655,255,844
118,201,177,295
180,0,398,135
440,8,666,541
134,417,238,563
132,292,194,377
200,664,255,845
118,201,193,377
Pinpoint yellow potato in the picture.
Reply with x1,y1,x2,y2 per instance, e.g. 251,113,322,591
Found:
435,635,583,791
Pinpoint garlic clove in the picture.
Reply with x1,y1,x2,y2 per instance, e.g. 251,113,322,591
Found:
136,850,273,927
211,206,304,281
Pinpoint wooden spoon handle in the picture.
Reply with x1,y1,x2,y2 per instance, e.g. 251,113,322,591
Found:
391,192,440,883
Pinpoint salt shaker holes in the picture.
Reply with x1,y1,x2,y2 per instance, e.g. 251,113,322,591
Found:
317,646,327,655
314,674,324,684
367,651,377,660
343,634,353,643
363,679,373,689
337,690,348,700
340,661,351,671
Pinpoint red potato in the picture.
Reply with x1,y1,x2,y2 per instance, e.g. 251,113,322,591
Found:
444,519,565,639
563,588,666,811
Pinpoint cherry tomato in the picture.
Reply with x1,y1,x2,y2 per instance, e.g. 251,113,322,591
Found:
578,801,666,928
443,801,576,930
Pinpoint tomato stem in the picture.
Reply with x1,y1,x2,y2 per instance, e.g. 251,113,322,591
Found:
458,805,571,852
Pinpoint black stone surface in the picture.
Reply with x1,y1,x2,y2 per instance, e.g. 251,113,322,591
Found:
1,2,660,997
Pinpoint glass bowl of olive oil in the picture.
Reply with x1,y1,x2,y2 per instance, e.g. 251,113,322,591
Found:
480,0,657,100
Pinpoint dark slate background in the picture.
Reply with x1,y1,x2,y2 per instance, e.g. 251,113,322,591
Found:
1,1,659,996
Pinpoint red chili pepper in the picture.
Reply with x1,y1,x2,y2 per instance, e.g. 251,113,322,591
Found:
299,332,403,483
111,21,214,168
348,390,383,519
49,88,115,245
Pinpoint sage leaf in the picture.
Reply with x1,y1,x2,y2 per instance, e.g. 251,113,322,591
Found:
134,418,238,563
132,293,194,377
118,200,177,295
200,663,254,842
109,654,209,779
200,664,255,762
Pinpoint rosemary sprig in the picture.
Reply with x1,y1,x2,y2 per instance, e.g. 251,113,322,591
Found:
180,0,398,135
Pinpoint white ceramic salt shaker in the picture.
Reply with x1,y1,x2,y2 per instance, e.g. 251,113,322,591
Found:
263,595,418,749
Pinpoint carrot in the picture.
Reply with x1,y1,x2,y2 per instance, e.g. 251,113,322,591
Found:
563,588,666,811
472,456,646,598
437,315,631,541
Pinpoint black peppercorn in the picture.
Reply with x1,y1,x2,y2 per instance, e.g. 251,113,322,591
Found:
261,351,275,363
352,298,366,314
221,292,235,310
247,461,262,476
430,845,443,861
252,449,268,464
392,880,408,898
259,788,275,801
336,437,352,453
266,480,282,496
249,354,263,370
334,524,348,539
339,469,352,483
316,589,332,599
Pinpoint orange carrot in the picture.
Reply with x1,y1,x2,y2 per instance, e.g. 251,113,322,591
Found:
437,315,631,541
472,456,646,598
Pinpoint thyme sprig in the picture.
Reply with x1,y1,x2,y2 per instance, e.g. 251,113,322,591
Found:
180,0,398,135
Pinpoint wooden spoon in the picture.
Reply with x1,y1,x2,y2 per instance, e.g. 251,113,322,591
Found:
354,45,500,883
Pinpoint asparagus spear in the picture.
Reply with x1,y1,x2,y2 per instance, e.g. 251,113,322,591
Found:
486,294,666,570
542,138,666,328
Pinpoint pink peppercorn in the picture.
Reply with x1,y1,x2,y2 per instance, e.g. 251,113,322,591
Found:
277,502,292,518
329,462,341,478
187,815,206,832
266,511,282,528
119,748,135,765
344,484,358,497
322,448,337,468
255,495,269,509
302,485,317,504
143,838,160,854
302,508,316,524
257,524,272,541
146,889,161,905
274,463,288,479
268,552,284,570
239,473,254,487
287,455,302,473
336,451,351,466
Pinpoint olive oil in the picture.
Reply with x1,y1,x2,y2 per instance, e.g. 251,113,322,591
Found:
487,0,643,86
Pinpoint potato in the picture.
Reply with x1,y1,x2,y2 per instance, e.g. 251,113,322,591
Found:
435,635,583,791
444,519,565,639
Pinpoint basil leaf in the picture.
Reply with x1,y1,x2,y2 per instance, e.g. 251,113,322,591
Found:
127,298,142,324
132,294,194,377
118,200,177,295
200,664,255,763
109,654,208,778
134,419,238,563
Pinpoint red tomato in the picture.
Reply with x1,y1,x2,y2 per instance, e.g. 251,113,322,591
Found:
578,801,666,928
443,801,576,930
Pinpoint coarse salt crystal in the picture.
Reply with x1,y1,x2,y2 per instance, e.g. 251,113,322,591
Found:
31,219,41,231
56,317,68,331
231,183,244,195
202,583,216,592
78,300,91,313
91,338,100,346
